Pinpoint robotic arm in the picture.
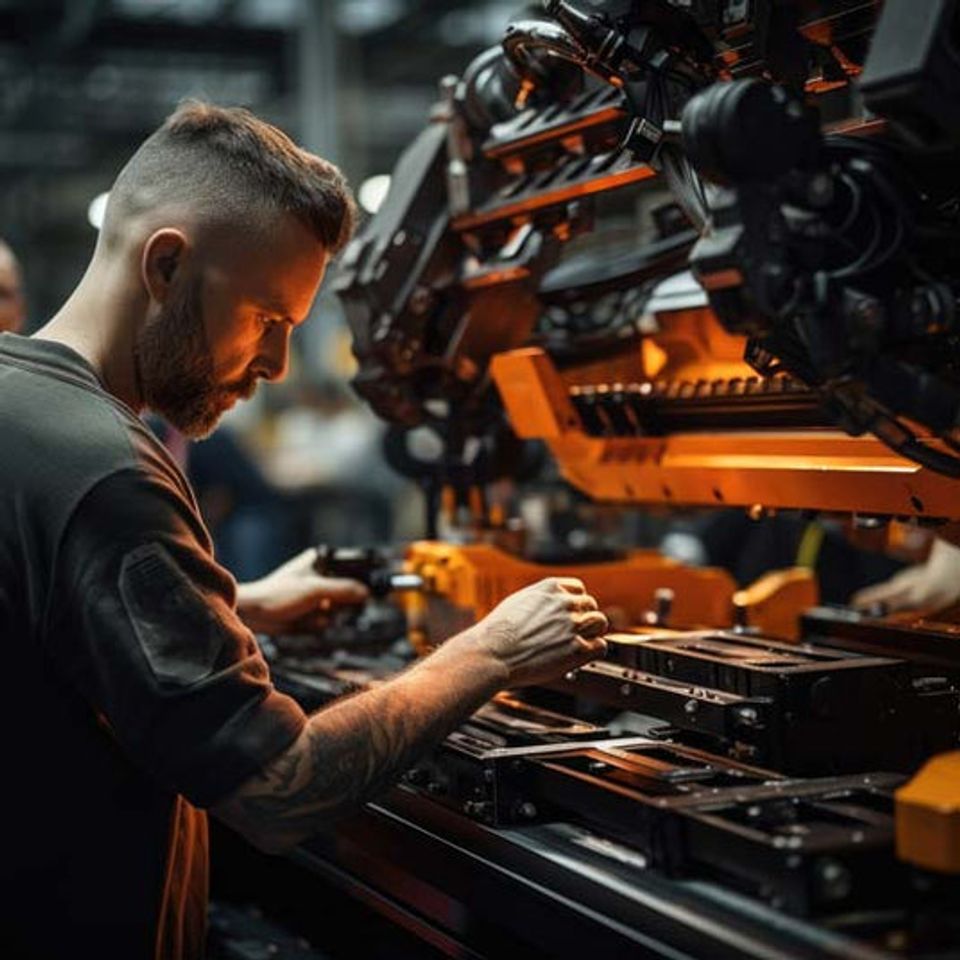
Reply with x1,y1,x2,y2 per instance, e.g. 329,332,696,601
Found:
336,0,960,516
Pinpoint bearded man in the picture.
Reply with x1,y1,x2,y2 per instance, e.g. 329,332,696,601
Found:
0,102,608,959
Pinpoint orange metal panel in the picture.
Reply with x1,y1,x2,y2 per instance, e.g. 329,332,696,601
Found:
896,751,960,874
732,568,819,641
401,541,738,651
492,347,960,519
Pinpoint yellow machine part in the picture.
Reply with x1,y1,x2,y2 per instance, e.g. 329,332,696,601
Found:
400,541,818,650
895,751,960,874
401,541,736,651
732,567,818,641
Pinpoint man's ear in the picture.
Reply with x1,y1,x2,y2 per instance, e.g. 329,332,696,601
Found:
141,228,189,304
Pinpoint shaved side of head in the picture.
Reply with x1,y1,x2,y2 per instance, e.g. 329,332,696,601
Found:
100,101,356,255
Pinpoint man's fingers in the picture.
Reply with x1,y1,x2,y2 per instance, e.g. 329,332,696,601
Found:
573,635,608,662
567,594,599,612
573,609,608,638
553,577,586,594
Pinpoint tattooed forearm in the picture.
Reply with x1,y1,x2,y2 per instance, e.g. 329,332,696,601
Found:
214,635,507,852
215,576,608,852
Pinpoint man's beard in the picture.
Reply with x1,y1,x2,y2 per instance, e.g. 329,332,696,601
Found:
136,276,256,439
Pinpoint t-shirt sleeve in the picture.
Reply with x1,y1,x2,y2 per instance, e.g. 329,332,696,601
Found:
47,467,307,808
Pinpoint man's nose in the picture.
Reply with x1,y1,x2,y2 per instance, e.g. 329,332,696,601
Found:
258,324,292,382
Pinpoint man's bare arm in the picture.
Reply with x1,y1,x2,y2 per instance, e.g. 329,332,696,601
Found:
214,577,608,852
214,637,505,851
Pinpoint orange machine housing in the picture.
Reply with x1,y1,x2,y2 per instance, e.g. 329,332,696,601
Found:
491,311,960,519
896,751,960,874
400,540,818,650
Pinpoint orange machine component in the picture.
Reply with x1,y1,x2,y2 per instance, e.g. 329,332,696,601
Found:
732,567,819,641
491,341,960,519
400,540,737,653
895,751,960,874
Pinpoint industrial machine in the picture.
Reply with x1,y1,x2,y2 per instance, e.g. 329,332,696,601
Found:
256,3,960,957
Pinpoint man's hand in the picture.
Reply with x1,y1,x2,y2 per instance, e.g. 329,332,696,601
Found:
851,538,960,614
236,547,369,635
214,576,608,852
453,577,608,687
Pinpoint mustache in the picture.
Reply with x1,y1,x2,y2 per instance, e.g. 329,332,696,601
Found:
220,372,259,400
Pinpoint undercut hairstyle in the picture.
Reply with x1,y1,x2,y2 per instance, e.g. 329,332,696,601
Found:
102,101,356,254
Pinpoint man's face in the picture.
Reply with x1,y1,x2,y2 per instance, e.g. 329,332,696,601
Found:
137,214,328,438
0,244,25,333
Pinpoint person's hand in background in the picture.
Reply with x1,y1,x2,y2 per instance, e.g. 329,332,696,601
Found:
237,547,369,634
851,537,960,614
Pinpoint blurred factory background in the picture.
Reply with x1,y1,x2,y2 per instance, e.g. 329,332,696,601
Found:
0,0,529,576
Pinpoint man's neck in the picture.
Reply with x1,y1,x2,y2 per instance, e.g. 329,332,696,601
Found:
35,262,145,412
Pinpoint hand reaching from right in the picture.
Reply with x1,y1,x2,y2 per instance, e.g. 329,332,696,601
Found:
456,577,608,688
851,538,960,614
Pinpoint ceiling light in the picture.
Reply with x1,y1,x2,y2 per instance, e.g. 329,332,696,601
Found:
358,174,391,215
87,192,109,230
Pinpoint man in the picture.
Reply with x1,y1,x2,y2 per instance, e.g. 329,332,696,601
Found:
0,102,608,959
0,236,26,332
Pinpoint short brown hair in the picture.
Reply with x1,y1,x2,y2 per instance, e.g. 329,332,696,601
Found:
104,100,356,253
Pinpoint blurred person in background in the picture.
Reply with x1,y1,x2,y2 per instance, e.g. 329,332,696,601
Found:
266,377,403,547
0,101,607,960
0,237,26,333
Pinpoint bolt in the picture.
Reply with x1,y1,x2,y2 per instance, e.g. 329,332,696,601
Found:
806,172,834,207
815,858,853,902
653,587,674,625
518,802,538,820
438,74,458,99
852,513,887,530
409,285,432,315
851,297,883,331
374,315,392,342
684,699,699,716
733,600,750,631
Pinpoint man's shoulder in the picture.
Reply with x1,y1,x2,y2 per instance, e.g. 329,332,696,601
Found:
0,336,187,503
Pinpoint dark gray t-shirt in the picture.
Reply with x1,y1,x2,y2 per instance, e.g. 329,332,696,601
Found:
0,333,306,959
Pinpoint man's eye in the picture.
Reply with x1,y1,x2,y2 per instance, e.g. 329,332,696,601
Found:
258,314,280,329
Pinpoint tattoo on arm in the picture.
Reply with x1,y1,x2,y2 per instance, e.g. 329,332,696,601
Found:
215,644,503,851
